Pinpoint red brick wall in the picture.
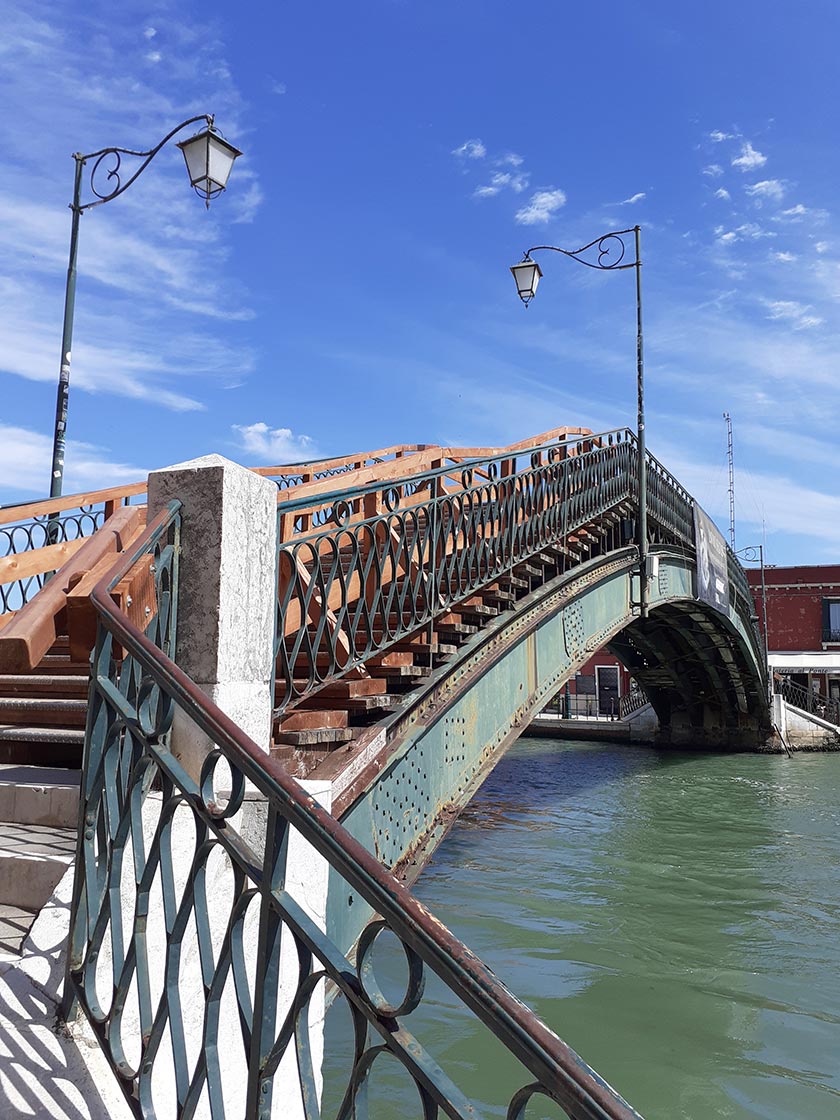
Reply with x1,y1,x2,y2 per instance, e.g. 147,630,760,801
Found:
745,565,840,651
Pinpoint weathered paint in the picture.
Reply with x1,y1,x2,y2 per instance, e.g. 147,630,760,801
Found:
328,547,767,952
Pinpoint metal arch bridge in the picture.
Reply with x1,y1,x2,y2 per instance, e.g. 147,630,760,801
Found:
0,423,769,1120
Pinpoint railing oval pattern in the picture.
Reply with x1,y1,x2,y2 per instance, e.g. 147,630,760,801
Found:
274,431,732,716
0,505,107,612
65,501,644,1120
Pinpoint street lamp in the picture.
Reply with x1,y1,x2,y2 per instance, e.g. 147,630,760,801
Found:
48,115,242,504
509,226,648,615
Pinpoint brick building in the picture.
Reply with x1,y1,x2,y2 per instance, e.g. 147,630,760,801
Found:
746,563,840,702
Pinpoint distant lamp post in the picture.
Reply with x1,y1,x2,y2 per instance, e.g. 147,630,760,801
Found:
509,226,648,615
49,115,242,505
736,544,770,699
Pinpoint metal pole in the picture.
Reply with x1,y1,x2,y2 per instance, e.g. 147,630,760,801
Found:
48,155,85,514
634,225,647,618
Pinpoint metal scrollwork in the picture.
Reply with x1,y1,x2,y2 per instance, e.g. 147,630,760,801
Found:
523,227,639,274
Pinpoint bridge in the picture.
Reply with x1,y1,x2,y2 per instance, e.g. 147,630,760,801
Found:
0,425,769,1120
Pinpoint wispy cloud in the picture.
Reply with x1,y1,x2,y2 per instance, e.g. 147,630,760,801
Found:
709,130,736,143
703,164,724,178
762,299,823,330
474,170,529,198
514,189,567,225
620,192,646,205
231,423,316,463
732,141,767,172
714,188,731,200
0,423,144,498
0,3,259,417
775,203,829,223
745,178,786,202
451,138,486,160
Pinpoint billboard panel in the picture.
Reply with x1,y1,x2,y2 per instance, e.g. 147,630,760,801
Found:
694,505,730,614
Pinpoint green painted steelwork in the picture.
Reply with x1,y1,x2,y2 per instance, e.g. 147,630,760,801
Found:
64,500,644,1120
329,547,767,953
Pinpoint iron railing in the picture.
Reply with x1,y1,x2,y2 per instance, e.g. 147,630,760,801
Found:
64,499,644,1120
273,428,758,717
822,627,840,644
275,431,646,715
775,676,840,727
618,686,649,719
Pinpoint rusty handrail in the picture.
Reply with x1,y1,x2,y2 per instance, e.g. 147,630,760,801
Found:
73,501,642,1120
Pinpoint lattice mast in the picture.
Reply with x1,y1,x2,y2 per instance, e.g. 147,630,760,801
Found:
723,411,735,550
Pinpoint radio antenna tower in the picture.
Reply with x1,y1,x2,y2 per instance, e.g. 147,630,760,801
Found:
723,411,735,550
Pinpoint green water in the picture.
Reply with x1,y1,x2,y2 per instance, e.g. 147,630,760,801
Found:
401,738,840,1119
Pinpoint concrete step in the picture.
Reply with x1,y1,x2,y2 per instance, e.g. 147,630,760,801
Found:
0,820,76,909
0,765,80,827
0,902,39,956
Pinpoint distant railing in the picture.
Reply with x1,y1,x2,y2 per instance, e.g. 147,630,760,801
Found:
822,627,840,644
775,676,840,727
0,482,146,613
619,685,649,719
275,429,639,715
64,499,644,1120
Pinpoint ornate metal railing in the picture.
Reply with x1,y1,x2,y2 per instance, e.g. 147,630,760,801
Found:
275,431,643,715
64,500,643,1120
775,676,840,727
0,484,146,613
619,685,649,719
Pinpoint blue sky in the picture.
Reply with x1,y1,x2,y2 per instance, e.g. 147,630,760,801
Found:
1,1,839,565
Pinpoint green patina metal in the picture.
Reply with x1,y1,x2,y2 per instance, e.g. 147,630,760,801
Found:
329,547,766,953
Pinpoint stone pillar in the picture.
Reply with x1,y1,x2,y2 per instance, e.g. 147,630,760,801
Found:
148,454,277,777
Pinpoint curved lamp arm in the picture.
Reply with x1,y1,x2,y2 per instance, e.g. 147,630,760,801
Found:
75,113,215,211
521,227,640,272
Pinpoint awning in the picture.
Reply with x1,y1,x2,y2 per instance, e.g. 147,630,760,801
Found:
768,652,840,674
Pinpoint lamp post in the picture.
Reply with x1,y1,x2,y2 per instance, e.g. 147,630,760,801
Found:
510,226,648,616
48,115,242,504
735,543,770,701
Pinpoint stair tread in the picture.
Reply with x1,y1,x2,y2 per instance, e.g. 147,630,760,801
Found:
0,725,85,743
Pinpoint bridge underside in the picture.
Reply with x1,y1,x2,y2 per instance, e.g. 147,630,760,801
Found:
319,545,769,949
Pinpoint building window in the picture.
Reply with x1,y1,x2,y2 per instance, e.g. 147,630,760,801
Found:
822,599,840,643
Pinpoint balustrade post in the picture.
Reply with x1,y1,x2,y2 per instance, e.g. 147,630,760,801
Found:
148,454,278,777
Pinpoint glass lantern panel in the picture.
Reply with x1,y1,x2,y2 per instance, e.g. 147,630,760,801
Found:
180,135,210,187
206,135,239,189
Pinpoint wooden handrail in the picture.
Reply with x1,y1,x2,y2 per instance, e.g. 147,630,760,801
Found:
251,443,433,479
0,505,146,672
0,481,147,526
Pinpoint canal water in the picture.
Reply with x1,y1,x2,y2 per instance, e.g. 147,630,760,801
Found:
398,737,840,1119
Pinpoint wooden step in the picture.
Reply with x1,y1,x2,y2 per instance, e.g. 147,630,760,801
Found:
0,675,88,698
0,699,87,728
279,709,348,731
273,727,355,748
288,679,386,698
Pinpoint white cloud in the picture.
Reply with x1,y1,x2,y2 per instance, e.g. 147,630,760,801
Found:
714,222,775,245
815,241,830,253
621,192,646,205
776,203,829,222
771,251,796,262
474,170,528,198
452,138,486,160
709,130,735,142
145,51,161,64
143,27,156,39
745,179,786,202
496,152,523,167
514,189,567,225
232,423,316,463
714,188,731,200
0,423,144,498
271,80,287,95
703,164,724,178
732,141,767,172
762,299,823,330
